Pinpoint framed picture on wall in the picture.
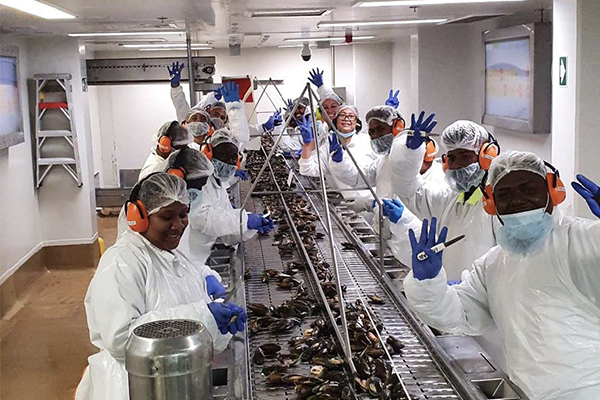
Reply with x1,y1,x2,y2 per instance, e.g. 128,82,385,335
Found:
0,44,24,149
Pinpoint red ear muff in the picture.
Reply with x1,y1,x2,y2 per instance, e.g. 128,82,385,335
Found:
482,185,496,215
167,167,186,179
442,154,448,172
392,118,405,136
547,172,566,206
158,136,172,154
478,142,499,171
126,200,149,233
423,139,438,163
200,143,213,160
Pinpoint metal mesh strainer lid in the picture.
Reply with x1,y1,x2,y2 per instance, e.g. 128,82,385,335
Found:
133,320,202,339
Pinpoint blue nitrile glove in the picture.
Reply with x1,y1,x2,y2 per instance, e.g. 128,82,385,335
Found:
329,134,343,163
248,213,273,233
385,89,400,109
294,149,302,158
447,280,462,286
382,198,404,224
208,302,234,334
406,111,437,150
297,115,313,144
572,174,600,218
308,68,324,88
214,86,223,101
285,99,294,113
167,62,185,87
206,275,226,299
221,81,240,103
262,109,282,131
258,218,274,235
235,169,249,181
224,303,247,334
408,217,448,281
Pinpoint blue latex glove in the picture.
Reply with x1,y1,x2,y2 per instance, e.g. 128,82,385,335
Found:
382,198,404,224
329,134,343,163
235,169,249,181
284,99,294,113
262,109,282,131
221,81,240,103
208,302,247,334
308,68,324,88
167,62,184,87
572,174,600,218
248,213,274,234
294,149,302,158
385,89,400,109
297,115,313,144
205,275,226,299
214,86,223,101
447,280,462,286
408,217,448,281
258,218,274,235
406,111,437,150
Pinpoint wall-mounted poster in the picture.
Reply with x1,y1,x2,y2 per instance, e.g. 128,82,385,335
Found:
0,45,24,149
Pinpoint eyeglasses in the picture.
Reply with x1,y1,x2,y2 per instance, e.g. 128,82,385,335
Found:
338,113,357,121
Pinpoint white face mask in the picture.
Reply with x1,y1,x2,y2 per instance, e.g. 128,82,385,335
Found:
444,162,486,193
187,121,210,138
211,117,225,130
370,133,394,155
211,158,236,181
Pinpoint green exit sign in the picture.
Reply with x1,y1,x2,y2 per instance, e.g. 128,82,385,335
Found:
559,56,567,87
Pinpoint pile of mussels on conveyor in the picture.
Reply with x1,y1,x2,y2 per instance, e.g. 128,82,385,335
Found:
243,136,409,400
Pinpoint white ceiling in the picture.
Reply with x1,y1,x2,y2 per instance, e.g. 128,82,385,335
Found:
0,0,552,50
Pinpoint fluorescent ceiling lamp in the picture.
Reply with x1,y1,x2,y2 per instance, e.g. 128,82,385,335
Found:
284,35,375,43
122,43,209,48
318,18,447,28
0,0,76,19
355,0,525,6
69,31,184,37
251,8,330,17
139,48,213,51
277,44,317,48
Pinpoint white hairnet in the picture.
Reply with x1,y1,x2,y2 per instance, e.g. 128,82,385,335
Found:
365,105,402,126
166,148,214,180
208,101,227,112
441,120,490,152
185,108,211,123
138,172,189,215
488,150,547,190
155,121,190,147
335,104,359,118
320,92,343,106
294,97,310,107
207,128,239,149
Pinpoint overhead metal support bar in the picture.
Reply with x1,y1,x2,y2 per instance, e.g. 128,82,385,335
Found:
185,23,196,106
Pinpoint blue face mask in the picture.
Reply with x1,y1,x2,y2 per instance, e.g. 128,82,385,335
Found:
370,133,394,155
444,162,486,193
337,130,355,139
187,188,202,207
211,158,236,181
496,205,554,255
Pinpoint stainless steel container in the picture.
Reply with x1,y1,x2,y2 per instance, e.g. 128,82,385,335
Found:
126,319,213,400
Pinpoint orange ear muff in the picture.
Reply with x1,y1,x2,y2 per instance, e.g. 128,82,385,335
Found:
478,142,499,171
236,154,242,170
441,154,449,172
206,126,215,137
392,118,405,136
547,172,566,206
126,200,149,233
423,139,438,163
200,143,213,160
481,185,497,215
167,166,186,179
158,136,172,154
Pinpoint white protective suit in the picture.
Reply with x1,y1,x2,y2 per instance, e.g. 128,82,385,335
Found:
75,230,229,400
301,132,377,202
404,212,600,400
178,175,256,265
170,85,250,149
139,149,168,180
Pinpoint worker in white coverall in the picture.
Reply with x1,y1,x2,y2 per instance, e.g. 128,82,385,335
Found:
75,172,246,400
404,150,600,400
139,120,191,180
183,108,215,150
179,129,274,265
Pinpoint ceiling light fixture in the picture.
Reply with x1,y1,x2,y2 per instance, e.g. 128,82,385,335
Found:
68,31,184,37
317,18,447,28
283,35,375,43
277,44,317,48
138,48,213,51
354,0,525,6
122,43,210,48
0,0,76,19
251,9,331,17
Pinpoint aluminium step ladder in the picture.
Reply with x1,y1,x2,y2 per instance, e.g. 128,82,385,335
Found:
33,73,82,187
